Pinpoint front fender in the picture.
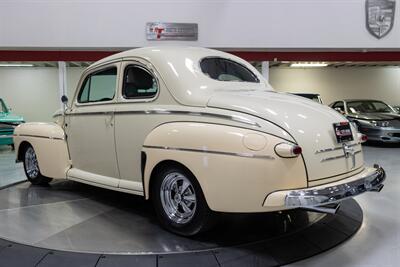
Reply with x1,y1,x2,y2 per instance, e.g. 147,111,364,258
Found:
142,122,307,213
14,122,70,179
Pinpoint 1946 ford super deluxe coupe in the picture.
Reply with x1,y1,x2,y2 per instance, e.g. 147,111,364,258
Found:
13,47,385,236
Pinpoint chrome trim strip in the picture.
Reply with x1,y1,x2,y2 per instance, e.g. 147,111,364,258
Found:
320,150,361,162
66,109,261,127
315,142,361,154
285,164,385,208
0,135,12,139
143,145,275,160
16,134,65,140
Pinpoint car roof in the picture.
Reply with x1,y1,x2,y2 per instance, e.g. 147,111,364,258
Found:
84,46,271,107
343,99,385,102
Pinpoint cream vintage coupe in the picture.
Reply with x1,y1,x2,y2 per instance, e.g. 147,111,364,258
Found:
13,47,385,236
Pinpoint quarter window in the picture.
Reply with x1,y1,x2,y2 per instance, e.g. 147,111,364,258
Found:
78,68,117,103
200,57,259,83
123,65,158,99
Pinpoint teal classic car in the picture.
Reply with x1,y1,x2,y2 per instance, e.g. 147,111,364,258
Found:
0,98,24,148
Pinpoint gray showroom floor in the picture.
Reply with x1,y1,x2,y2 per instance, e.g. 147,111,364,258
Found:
289,142,400,267
0,143,398,266
0,146,26,188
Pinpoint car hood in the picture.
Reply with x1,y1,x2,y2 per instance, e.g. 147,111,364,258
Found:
207,90,363,182
0,113,24,123
348,113,400,121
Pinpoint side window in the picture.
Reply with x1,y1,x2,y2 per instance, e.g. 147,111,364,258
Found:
122,65,158,99
78,67,117,103
333,102,345,112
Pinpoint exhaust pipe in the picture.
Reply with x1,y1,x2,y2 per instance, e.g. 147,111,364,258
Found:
301,203,341,215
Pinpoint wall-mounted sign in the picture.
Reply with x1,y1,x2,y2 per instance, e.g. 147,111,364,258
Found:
146,22,198,41
366,0,396,39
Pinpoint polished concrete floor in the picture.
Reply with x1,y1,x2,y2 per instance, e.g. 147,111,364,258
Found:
0,143,398,266
289,142,400,267
0,146,26,188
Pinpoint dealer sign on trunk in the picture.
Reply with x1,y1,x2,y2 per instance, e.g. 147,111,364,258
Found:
366,0,396,39
146,22,198,41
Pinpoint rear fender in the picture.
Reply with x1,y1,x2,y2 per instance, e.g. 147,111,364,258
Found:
142,122,307,213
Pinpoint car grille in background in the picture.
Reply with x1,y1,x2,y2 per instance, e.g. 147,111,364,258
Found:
0,123,15,130
389,133,400,138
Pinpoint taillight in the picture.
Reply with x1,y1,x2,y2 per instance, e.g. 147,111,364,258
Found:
358,133,368,143
275,143,303,158
292,145,302,155
361,134,368,142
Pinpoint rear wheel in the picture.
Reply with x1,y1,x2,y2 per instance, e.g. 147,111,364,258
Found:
152,165,216,236
23,145,52,185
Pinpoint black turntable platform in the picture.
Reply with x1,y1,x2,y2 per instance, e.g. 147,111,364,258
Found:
0,180,363,267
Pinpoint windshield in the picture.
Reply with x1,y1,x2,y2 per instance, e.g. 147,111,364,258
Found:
200,57,259,83
347,100,393,114
0,99,7,113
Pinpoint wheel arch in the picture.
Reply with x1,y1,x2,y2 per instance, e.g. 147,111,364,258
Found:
147,159,197,200
17,141,32,162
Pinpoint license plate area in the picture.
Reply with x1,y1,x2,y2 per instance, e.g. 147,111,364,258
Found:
333,122,353,143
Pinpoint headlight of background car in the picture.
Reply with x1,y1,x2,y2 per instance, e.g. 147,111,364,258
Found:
371,120,390,127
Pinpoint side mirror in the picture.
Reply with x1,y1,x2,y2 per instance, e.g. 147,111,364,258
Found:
61,95,68,105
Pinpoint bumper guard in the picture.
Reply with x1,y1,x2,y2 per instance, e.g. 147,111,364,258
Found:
285,164,386,208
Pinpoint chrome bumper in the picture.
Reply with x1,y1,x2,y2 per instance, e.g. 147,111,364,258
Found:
285,164,385,208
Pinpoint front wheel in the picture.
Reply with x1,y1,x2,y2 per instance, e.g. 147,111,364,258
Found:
152,166,216,236
23,145,52,185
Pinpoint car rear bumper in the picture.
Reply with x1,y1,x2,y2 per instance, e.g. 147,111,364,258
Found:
360,127,400,142
264,164,385,209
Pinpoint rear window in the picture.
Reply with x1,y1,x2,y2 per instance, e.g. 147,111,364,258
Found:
200,57,259,83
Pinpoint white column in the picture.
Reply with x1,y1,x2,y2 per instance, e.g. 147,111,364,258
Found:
58,61,67,110
261,61,269,82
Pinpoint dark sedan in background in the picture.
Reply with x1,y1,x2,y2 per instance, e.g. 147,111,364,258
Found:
330,99,400,143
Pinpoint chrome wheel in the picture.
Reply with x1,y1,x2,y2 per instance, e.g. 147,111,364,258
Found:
25,147,39,179
160,172,197,224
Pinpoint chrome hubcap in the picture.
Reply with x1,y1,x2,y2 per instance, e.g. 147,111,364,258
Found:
25,147,39,179
160,172,197,224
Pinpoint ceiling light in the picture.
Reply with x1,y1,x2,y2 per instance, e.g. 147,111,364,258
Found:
290,63,328,68
0,64,34,67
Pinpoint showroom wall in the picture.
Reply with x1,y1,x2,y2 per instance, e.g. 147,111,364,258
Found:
0,0,399,50
0,67,84,122
1,65,399,122
269,67,400,106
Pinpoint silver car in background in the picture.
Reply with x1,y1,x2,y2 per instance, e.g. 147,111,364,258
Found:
330,99,400,143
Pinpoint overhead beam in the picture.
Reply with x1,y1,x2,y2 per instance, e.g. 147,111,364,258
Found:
1,50,400,62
